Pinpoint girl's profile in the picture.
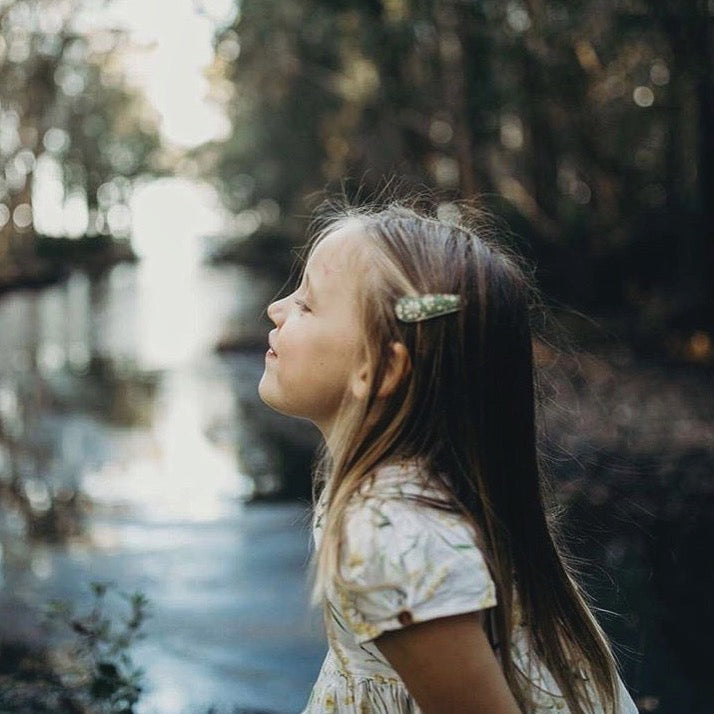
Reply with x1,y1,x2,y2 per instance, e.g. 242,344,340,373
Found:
259,201,638,713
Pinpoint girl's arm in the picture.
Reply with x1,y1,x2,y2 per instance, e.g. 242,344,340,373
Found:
374,611,522,714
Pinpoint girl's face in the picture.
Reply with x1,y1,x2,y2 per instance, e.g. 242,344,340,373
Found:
258,222,367,437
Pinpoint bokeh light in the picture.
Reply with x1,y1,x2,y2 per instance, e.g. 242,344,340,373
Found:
12,203,32,230
633,85,655,107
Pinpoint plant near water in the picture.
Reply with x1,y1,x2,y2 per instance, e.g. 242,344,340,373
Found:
46,580,150,714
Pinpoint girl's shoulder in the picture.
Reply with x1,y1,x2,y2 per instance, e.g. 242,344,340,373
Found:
353,459,452,505
342,460,481,557
312,460,467,549
333,460,498,636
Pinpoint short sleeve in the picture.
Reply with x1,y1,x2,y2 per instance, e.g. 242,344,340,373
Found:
332,495,497,644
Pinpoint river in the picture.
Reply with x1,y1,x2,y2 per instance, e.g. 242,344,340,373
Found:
0,180,325,713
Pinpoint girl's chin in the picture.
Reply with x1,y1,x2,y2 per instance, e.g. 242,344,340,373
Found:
257,375,273,405
258,378,287,414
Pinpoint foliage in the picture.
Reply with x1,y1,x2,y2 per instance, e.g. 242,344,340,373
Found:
0,0,162,269
1,582,277,713
45,580,150,714
205,0,713,355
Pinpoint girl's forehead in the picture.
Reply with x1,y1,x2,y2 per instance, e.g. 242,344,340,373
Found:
308,221,369,279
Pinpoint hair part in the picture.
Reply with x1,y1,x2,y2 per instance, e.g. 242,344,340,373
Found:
308,200,620,714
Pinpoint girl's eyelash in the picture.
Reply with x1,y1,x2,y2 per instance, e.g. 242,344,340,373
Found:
294,297,311,312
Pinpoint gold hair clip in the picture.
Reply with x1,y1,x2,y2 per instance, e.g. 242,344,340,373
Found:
395,294,461,322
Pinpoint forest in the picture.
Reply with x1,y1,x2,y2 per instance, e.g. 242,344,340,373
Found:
203,0,713,362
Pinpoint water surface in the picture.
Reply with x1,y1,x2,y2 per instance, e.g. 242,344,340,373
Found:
0,231,324,712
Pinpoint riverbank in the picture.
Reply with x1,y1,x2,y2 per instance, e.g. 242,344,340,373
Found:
537,345,713,713
0,234,136,295
208,229,298,278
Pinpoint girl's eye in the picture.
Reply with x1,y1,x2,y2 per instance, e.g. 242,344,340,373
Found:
294,297,311,313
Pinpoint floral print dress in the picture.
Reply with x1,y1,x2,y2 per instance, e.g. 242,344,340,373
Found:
301,462,638,714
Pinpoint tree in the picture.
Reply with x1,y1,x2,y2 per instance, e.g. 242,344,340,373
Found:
0,0,161,279
205,0,713,350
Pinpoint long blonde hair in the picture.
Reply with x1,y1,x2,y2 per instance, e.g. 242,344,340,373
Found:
309,202,620,714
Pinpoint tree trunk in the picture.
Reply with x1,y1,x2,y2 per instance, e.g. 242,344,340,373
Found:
522,0,558,219
435,1,478,197
694,0,714,319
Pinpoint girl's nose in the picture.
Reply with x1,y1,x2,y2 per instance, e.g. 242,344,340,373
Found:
267,297,284,326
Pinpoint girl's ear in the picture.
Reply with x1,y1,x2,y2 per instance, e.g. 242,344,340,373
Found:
350,342,411,400
378,342,411,398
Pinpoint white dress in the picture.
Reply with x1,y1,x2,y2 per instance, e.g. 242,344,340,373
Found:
301,462,638,714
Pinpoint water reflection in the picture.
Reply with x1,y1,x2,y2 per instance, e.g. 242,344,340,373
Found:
82,365,253,522
0,254,280,543
0,179,324,711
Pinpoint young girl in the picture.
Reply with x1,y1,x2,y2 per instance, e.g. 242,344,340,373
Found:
258,203,638,713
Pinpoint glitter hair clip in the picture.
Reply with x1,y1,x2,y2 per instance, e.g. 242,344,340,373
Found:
394,293,462,323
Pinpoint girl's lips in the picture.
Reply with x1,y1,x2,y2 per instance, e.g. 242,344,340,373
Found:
267,330,278,357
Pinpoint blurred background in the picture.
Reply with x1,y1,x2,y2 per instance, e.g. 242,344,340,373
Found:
0,0,711,712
